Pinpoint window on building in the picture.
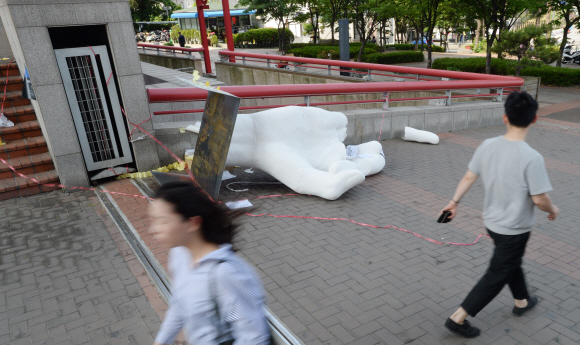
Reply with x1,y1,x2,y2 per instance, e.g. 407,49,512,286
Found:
240,15,250,26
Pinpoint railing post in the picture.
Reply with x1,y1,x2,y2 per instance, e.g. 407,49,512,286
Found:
242,56,246,65
267,59,270,68
294,62,298,72
173,49,176,57
476,88,481,94
445,90,452,106
156,47,160,55
383,92,389,109
188,51,192,58
367,69,372,80
417,74,420,81
304,95,310,106
496,88,503,102
327,65,331,75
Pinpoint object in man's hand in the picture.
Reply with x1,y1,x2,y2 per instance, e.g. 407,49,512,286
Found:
437,211,453,223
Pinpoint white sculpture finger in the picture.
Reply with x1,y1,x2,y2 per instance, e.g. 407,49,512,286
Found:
403,127,439,144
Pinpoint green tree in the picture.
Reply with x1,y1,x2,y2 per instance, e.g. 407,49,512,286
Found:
318,0,349,45
492,25,559,75
549,0,580,67
237,0,299,53
295,1,321,44
458,0,547,74
348,0,393,61
130,0,182,22
395,0,443,68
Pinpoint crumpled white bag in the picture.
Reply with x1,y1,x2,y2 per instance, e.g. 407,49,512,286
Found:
0,113,14,128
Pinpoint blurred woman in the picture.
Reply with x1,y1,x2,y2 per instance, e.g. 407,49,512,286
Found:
149,182,272,345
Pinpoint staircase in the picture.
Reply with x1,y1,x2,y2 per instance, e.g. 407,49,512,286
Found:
0,62,60,201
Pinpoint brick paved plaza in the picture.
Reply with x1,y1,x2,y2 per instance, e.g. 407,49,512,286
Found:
1,89,580,344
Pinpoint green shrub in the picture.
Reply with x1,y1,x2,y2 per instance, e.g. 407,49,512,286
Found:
210,35,218,46
431,45,445,52
432,57,580,86
473,39,487,53
289,45,376,59
362,51,425,64
163,42,174,46
170,24,181,42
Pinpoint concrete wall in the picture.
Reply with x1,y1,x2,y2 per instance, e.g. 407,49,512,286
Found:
152,101,505,166
215,62,493,112
0,18,11,58
0,0,159,188
342,102,504,145
139,53,203,74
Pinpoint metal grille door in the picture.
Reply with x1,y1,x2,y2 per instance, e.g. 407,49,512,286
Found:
55,46,132,171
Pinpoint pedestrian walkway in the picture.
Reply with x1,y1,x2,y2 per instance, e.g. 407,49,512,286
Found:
2,91,579,344
99,101,580,344
0,191,170,344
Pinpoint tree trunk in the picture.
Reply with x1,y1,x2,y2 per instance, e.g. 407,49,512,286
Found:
357,38,367,62
557,23,571,68
331,22,336,45
485,39,493,74
474,19,482,47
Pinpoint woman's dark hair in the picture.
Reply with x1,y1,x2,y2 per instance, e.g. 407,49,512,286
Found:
504,91,538,128
155,181,240,246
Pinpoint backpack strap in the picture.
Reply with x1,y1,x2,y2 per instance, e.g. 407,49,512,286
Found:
209,259,232,344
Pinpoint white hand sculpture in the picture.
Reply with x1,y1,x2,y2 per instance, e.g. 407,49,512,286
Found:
224,106,385,200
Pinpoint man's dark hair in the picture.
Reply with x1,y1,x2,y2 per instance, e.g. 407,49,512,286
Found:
178,32,182,34
155,182,241,246
504,91,538,128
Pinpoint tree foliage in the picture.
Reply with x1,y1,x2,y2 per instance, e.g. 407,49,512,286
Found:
492,25,559,75
130,0,182,22
237,0,299,53
548,0,580,67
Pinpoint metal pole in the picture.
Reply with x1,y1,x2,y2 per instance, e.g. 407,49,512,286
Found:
267,59,270,68
445,90,452,106
327,65,331,75
242,56,246,65
221,0,236,63
496,88,503,102
197,2,212,74
304,95,310,106
383,92,389,109
367,69,372,80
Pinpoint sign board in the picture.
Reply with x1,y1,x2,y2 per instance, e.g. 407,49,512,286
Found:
338,18,351,76
190,88,241,200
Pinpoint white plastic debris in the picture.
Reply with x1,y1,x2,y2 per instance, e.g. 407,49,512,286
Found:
225,199,253,209
185,121,202,133
222,171,236,180
403,127,439,145
0,113,14,128
244,168,254,174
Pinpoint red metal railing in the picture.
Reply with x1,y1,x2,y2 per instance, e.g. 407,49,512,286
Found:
147,51,524,113
137,42,204,56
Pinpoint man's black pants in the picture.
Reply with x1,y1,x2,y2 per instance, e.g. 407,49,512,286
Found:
461,229,530,317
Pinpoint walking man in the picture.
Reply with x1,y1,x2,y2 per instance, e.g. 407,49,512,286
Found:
178,31,186,47
440,91,559,338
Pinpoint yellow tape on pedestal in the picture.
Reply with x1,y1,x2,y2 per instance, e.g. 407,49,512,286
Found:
116,161,187,180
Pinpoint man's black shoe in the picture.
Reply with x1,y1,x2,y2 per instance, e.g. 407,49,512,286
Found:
512,295,538,317
444,318,481,338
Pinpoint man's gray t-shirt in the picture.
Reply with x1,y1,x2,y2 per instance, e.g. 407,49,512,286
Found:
468,136,552,235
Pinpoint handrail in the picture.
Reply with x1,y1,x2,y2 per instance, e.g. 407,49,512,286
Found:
148,80,519,103
137,42,204,55
217,50,522,82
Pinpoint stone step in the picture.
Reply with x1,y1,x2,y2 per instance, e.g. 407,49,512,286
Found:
1,104,37,123
0,151,55,180
0,76,24,92
0,136,48,160
0,120,43,141
0,169,60,201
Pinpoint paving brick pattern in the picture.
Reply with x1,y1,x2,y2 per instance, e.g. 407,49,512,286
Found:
217,113,580,345
101,107,580,345
0,191,163,344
